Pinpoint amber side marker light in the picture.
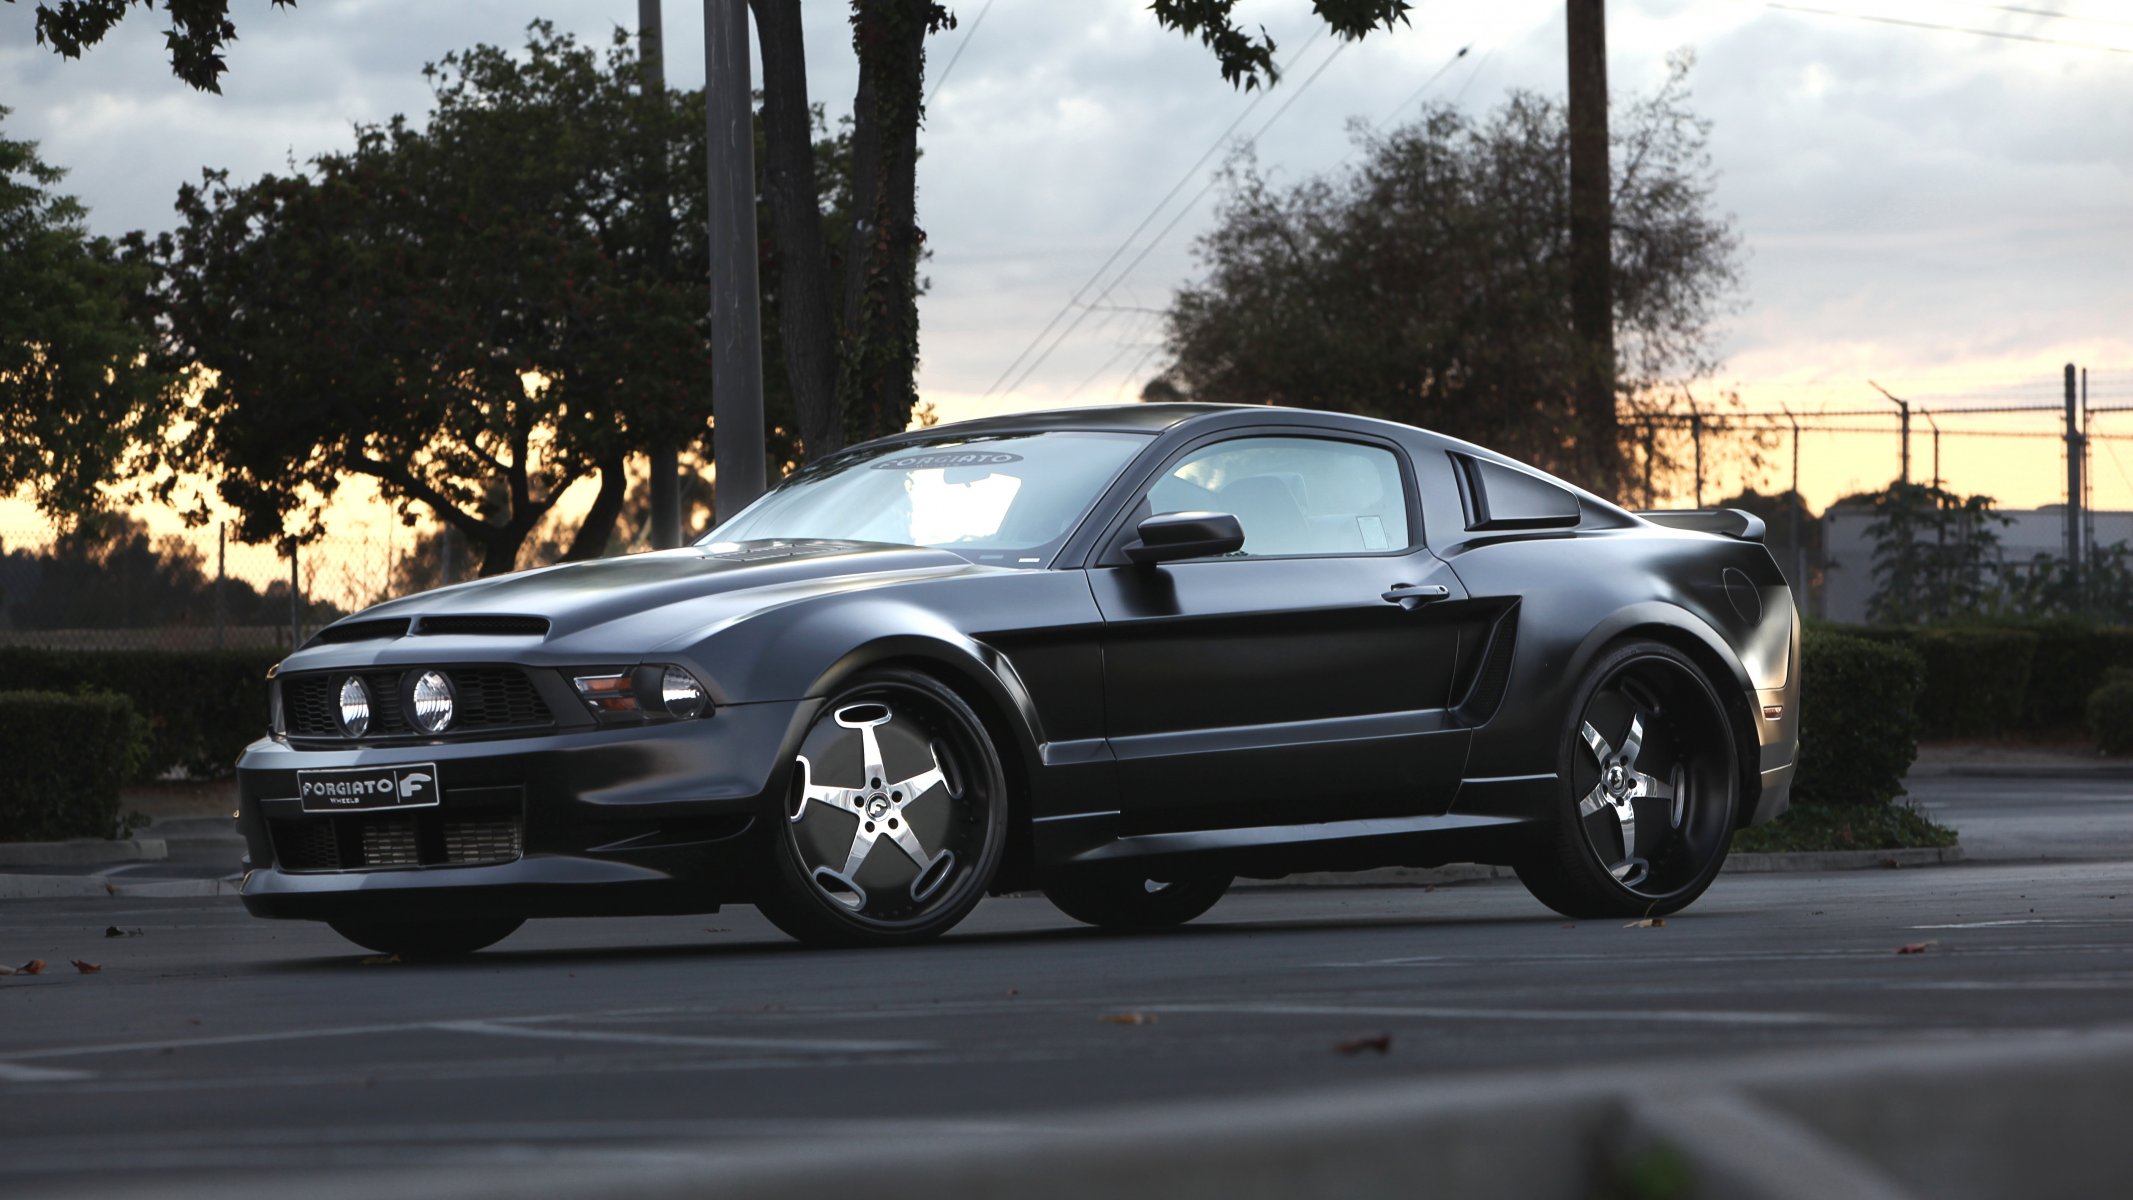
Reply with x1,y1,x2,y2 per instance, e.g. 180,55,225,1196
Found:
1762,705,1784,720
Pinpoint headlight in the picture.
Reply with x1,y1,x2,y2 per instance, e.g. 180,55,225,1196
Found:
337,676,372,738
660,667,707,719
410,670,455,733
571,665,711,722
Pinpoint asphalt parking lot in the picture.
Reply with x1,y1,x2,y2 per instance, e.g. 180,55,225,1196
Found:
3,763,2130,1195
5,860,2133,1192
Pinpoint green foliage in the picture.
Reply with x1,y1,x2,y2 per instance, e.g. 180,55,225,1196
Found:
2086,668,2133,756
1911,627,2036,740
1732,801,1957,854
1794,628,1924,807
1161,57,1740,481
0,647,276,780
1858,482,2011,624
0,689,148,841
1150,0,1412,90
2022,621,2133,731
0,105,175,526
17,0,297,93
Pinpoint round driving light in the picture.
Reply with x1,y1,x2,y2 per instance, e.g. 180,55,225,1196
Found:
661,666,707,719
410,670,456,733
336,676,371,737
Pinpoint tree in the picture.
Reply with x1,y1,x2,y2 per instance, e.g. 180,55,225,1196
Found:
750,0,1415,460
1859,482,2010,625
10,0,295,92
153,26,843,576
1157,57,1740,490
0,106,172,524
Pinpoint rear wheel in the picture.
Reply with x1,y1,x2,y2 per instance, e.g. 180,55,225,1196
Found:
1043,871,1233,931
327,917,523,958
756,668,1008,948
1515,640,1740,919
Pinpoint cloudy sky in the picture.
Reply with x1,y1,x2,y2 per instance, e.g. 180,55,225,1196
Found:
5,0,2129,511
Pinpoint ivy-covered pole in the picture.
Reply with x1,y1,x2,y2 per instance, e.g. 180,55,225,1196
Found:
705,0,768,525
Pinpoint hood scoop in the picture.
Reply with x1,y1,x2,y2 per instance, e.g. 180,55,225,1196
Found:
416,615,552,637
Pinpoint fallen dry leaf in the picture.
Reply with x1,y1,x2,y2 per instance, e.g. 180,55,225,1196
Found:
0,964,14,976
70,960,101,974
1101,1012,1159,1026
1623,918,1666,929
19,959,46,975
103,881,118,895
105,926,142,938
360,953,401,966
1895,941,1937,955
1335,1033,1393,1056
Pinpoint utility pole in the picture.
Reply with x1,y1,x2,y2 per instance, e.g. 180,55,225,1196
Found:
2066,362,2083,586
706,0,768,526
1870,379,1910,485
1690,409,1704,508
1566,0,1618,498
1785,407,1804,595
643,0,683,550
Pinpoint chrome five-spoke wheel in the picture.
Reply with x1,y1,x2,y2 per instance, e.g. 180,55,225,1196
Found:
755,668,1006,947
1516,640,1740,918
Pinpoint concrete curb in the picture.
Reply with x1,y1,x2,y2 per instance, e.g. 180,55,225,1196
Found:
0,838,165,867
71,1027,2133,1200
1947,763,2133,780
0,872,239,900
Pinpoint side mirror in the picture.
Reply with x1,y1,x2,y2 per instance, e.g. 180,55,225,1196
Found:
1125,511,1245,565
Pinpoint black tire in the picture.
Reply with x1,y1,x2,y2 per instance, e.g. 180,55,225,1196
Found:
327,916,523,957
1043,871,1234,930
1515,639,1740,919
755,667,1008,948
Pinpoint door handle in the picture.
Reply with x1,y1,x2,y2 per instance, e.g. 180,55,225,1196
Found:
1382,583,1450,610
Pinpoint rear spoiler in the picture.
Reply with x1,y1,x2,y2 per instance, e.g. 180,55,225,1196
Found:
1632,508,1768,543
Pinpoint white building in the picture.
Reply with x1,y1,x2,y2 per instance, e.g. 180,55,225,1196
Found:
1818,507,2132,624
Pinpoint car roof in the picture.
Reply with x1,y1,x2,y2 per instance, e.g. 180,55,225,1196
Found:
918,403,1256,437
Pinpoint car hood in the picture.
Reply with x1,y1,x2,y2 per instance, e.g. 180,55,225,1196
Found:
312,540,983,654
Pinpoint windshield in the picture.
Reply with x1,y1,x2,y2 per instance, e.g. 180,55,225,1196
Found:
704,430,1151,566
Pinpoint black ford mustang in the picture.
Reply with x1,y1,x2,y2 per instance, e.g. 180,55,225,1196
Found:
236,404,1799,954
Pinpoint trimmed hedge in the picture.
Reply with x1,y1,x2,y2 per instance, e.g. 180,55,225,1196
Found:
1912,627,2037,740
2027,623,2133,732
1794,628,1925,807
2088,668,2133,756
0,691,148,841
0,648,278,780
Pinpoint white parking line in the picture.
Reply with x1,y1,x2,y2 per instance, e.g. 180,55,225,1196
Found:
0,1062,95,1082
430,1020,930,1054
1145,1002,1857,1026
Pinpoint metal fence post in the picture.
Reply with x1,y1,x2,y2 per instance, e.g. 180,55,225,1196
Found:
289,541,301,649
214,522,226,651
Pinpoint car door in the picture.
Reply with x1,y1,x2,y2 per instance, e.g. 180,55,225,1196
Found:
1086,430,1479,834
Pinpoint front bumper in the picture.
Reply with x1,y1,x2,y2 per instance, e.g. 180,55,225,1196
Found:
236,698,808,921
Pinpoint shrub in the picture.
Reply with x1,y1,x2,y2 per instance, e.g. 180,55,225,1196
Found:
1794,628,1924,807
0,690,149,841
2024,622,2133,733
2087,668,2133,756
0,648,278,780
1910,627,2038,739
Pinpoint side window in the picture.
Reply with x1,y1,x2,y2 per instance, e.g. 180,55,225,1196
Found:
1148,436,1412,557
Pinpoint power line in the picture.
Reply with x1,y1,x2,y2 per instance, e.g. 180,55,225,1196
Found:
926,0,997,109
988,32,1352,401
1972,3,2133,31
976,29,1329,401
1376,44,1471,130
1766,3,2133,54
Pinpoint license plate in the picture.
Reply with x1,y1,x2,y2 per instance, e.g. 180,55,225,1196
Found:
297,763,442,813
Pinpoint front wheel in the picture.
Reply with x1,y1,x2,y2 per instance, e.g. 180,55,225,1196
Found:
1043,871,1234,931
755,668,1008,948
327,917,523,958
1515,640,1740,919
